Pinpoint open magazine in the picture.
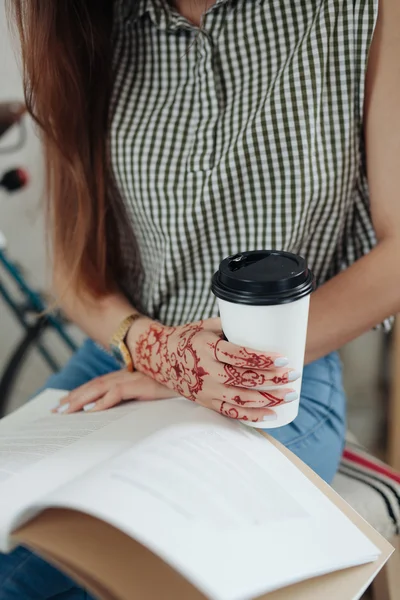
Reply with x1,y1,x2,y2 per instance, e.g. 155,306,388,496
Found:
0,390,381,600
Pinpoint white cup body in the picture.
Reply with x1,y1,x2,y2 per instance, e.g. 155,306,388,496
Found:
217,295,310,429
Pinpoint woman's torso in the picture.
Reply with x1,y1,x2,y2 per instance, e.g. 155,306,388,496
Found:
110,0,378,326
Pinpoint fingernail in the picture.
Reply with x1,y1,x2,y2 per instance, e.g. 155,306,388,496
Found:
83,402,97,412
263,413,278,421
274,357,289,367
284,391,298,403
288,370,301,382
57,403,70,414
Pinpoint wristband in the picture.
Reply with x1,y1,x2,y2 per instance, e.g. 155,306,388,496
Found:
109,313,143,371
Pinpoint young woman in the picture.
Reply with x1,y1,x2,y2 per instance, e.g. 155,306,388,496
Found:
1,0,400,597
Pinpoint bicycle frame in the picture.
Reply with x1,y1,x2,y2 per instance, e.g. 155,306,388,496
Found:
0,228,78,372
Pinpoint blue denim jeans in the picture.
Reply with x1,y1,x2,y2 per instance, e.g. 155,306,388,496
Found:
0,340,346,599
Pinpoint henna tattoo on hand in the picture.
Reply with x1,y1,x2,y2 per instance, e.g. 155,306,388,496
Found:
219,401,239,419
212,341,274,369
223,364,264,387
232,395,253,406
135,322,209,401
258,391,285,407
232,396,250,406
270,373,289,384
222,364,289,387
219,401,259,422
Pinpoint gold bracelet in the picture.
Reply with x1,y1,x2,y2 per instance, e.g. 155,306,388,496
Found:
109,313,144,372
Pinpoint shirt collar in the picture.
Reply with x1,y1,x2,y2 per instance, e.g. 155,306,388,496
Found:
124,0,234,31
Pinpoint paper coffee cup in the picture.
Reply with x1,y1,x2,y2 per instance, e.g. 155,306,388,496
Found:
211,250,315,429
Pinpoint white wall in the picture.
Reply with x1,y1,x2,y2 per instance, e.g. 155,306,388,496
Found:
0,0,47,286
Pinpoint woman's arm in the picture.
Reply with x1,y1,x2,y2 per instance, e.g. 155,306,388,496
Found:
55,270,296,419
305,0,400,364
54,273,142,348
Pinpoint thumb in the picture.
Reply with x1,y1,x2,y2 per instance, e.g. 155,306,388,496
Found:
202,317,222,333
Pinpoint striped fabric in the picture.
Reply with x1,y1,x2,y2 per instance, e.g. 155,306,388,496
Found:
110,0,379,327
334,440,400,540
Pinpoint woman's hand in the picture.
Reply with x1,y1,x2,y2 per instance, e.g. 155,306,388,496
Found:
53,369,176,414
129,318,300,424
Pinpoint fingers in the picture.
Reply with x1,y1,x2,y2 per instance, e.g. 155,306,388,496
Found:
87,383,132,412
53,371,176,414
201,318,222,333
54,370,124,409
223,387,298,408
219,363,300,388
88,377,177,411
211,400,278,423
53,371,139,414
211,339,288,370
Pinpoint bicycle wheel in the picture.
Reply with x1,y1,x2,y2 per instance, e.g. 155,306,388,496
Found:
0,316,80,418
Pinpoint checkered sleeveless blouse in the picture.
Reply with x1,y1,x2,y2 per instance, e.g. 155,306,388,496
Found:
110,0,378,327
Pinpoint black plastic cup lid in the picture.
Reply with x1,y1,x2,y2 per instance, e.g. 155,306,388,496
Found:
212,250,315,306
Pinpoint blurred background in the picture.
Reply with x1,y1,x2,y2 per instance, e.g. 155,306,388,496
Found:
0,1,389,455
0,1,83,416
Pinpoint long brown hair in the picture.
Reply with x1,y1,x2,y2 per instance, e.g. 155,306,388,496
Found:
7,0,124,298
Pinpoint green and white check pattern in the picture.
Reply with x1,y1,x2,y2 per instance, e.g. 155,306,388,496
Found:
110,0,378,326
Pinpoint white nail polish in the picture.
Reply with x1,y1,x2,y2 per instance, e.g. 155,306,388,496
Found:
57,403,70,414
83,402,97,412
274,357,289,367
284,391,298,403
263,413,278,421
288,370,301,381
